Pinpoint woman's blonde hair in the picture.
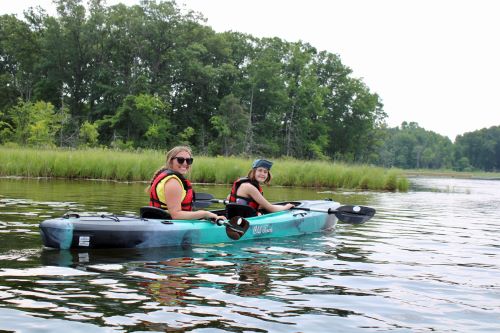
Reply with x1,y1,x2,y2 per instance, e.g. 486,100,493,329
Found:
247,168,272,184
164,145,192,169
145,146,193,192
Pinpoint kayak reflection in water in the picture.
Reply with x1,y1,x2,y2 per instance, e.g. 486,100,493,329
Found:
227,159,294,214
146,146,225,221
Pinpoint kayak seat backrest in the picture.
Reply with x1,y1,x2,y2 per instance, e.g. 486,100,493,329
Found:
226,203,257,219
140,206,171,219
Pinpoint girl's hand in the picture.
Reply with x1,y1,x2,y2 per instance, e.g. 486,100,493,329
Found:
284,203,295,210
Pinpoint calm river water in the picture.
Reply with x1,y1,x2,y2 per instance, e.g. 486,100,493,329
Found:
0,177,499,332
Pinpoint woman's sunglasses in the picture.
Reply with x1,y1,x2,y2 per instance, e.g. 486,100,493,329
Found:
172,157,194,165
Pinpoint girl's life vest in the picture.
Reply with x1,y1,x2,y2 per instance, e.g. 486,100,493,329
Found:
149,169,194,211
228,177,263,210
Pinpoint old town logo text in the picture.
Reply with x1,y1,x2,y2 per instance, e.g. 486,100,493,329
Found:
252,224,273,235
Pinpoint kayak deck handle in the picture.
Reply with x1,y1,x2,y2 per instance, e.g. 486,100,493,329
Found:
63,213,80,219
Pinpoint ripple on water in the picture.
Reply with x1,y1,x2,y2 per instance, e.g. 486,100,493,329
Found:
0,266,98,277
0,177,500,332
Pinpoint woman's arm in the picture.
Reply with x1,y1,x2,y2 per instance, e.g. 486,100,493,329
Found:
164,179,224,220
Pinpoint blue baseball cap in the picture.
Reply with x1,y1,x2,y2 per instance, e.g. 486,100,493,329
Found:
252,159,273,170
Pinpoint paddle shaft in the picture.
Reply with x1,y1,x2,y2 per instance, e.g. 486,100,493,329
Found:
210,199,229,205
196,192,375,224
292,205,375,224
293,206,339,214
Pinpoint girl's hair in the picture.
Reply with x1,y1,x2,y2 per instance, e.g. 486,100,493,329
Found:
145,146,193,192
247,168,272,184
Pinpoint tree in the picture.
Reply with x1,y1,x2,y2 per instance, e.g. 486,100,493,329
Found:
98,94,171,148
376,122,454,169
51,0,93,117
1,100,60,146
455,126,500,171
209,94,249,156
78,120,99,147
243,37,288,156
1,0,399,163
281,42,328,159
0,14,41,106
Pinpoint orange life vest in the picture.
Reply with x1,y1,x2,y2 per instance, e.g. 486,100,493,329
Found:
149,169,194,211
228,177,262,210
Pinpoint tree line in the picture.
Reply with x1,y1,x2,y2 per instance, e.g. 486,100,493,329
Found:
376,122,500,172
1,0,498,172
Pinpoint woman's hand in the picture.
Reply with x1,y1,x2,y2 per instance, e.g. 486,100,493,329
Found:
283,203,295,210
204,211,226,221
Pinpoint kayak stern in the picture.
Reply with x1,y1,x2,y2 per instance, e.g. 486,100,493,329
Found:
39,217,75,250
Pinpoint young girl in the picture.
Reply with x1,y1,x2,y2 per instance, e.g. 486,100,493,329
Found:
228,159,294,213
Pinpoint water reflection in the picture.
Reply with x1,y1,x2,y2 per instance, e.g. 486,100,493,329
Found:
225,262,271,296
140,258,194,306
1,177,500,332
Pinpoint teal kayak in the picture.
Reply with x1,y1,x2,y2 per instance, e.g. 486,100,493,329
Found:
39,199,375,249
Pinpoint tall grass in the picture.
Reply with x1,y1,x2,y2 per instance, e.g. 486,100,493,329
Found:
0,146,409,191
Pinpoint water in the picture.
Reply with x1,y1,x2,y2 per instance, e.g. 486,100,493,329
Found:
0,177,499,332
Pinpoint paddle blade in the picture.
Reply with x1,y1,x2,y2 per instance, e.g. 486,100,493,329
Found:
195,192,214,201
193,201,212,209
225,216,250,240
193,192,216,209
334,205,376,224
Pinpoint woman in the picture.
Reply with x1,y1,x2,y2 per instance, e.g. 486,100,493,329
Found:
147,146,225,221
228,159,294,213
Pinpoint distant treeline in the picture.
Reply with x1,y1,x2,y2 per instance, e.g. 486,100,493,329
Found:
0,1,498,172
378,122,500,172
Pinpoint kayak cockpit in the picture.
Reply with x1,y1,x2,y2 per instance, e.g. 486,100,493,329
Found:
139,206,171,219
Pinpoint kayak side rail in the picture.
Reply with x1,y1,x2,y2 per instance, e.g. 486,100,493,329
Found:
62,212,121,222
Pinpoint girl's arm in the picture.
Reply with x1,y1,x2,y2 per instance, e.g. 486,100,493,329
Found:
239,183,294,213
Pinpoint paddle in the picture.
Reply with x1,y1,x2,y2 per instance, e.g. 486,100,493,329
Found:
195,192,375,224
211,216,250,240
194,192,228,208
194,194,249,239
292,205,375,224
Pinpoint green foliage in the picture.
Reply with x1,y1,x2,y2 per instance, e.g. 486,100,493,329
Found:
0,14,40,107
455,157,471,172
79,121,99,147
454,126,500,172
97,94,172,148
179,127,195,146
1,1,497,171
0,111,14,143
209,94,249,156
0,100,60,146
3,1,384,159
376,122,455,170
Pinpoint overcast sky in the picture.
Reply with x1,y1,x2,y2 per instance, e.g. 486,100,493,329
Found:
3,0,499,140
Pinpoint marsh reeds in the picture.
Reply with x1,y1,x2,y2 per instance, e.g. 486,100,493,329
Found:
0,146,409,191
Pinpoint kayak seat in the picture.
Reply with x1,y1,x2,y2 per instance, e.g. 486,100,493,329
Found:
140,206,171,219
226,203,257,219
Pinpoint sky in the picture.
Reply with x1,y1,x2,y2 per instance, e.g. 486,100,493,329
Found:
2,0,500,141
